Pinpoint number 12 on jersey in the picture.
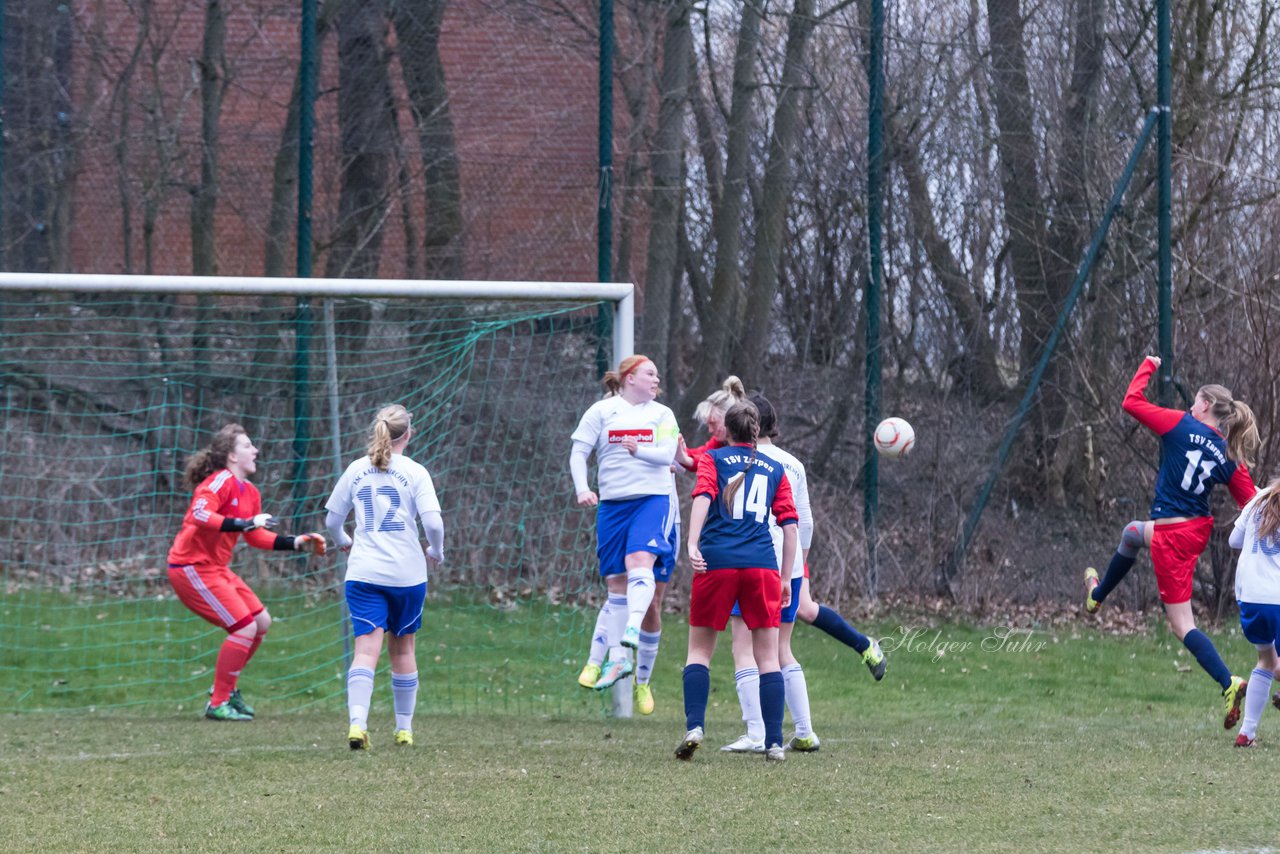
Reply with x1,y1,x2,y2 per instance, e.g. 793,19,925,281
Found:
355,484,406,532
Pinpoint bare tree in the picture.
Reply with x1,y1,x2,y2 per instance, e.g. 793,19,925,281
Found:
393,0,464,279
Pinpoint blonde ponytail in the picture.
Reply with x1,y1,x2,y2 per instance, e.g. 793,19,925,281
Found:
1199,384,1260,468
695,375,746,425
367,404,411,471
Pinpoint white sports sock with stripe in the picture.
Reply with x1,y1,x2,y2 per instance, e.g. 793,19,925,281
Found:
347,666,375,729
783,663,813,738
735,667,764,742
636,630,661,685
588,604,610,667
605,593,628,661
391,671,418,732
626,566,656,631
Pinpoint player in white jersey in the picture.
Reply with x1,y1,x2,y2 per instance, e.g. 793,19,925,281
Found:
570,355,679,697
1229,477,1280,747
720,392,886,754
325,404,444,750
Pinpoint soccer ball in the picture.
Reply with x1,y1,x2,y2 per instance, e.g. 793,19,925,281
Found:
874,417,915,458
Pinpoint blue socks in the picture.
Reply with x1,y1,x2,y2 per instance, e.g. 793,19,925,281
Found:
811,605,870,654
682,663,710,731
1182,629,1232,690
759,670,785,749
1092,553,1136,603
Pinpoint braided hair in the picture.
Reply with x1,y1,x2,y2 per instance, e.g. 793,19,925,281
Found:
720,400,761,512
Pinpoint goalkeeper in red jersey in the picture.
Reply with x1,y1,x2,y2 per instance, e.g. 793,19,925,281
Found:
167,424,327,721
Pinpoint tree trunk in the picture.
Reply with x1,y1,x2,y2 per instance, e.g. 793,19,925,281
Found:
735,0,816,375
682,0,763,412
324,0,396,281
393,0,464,280
191,0,226,277
641,0,692,379
266,0,342,278
886,100,1005,401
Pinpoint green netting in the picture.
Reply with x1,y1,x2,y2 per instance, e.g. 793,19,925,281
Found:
0,289,618,716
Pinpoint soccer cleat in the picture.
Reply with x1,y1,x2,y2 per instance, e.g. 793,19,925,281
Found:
786,733,821,752
1235,733,1256,748
227,689,255,718
577,663,602,690
621,625,641,650
347,724,370,751
719,734,765,753
1223,676,1248,730
204,701,253,722
1272,691,1280,713
674,726,704,761
394,729,414,747
635,682,655,715
1084,567,1101,614
593,657,634,691
863,638,887,681
765,744,787,762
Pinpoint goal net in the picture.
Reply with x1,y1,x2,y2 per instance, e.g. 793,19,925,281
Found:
0,273,634,717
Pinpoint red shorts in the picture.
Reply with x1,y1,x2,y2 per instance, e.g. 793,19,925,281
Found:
168,563,263,631
689,567,782,631
1149,517,1213,605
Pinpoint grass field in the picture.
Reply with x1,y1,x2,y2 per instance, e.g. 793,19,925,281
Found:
3,610,1279,852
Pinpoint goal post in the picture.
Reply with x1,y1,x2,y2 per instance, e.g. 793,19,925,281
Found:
0,272,637,718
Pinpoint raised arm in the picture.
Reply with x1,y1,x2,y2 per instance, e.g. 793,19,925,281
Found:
1121,356,1183,435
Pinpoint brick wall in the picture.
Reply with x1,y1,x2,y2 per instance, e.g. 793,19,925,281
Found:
61,0,646,285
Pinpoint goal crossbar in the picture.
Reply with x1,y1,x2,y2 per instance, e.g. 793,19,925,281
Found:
0,272,635,366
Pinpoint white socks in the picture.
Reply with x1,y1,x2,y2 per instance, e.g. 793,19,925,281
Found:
588,603,610,666
346,666,375,728
783,663,812,738
636,630,661,685
391,671,418,732
1242,666,1273,739
626,566,656,631
735,667,764,741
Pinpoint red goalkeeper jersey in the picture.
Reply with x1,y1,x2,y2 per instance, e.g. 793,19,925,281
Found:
167,469,276,567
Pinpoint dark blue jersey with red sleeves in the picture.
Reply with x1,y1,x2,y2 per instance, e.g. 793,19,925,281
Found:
1123,359,1256,518
693,443,798,570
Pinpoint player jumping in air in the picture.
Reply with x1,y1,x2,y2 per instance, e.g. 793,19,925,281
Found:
325,404,444,750
677,400,798,763
167,424,326,721
1084,356,1260,727
571,356,679,700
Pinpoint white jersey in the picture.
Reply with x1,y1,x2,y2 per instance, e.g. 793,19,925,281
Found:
571,397,678,500
1233,488,1280,605
325,453,442,587
757,442,813,580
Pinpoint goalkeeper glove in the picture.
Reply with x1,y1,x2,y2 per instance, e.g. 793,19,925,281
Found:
222,513,277,533
294,533,327,555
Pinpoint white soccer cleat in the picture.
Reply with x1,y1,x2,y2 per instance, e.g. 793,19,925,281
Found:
719,734,765,753
765,744,787,762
